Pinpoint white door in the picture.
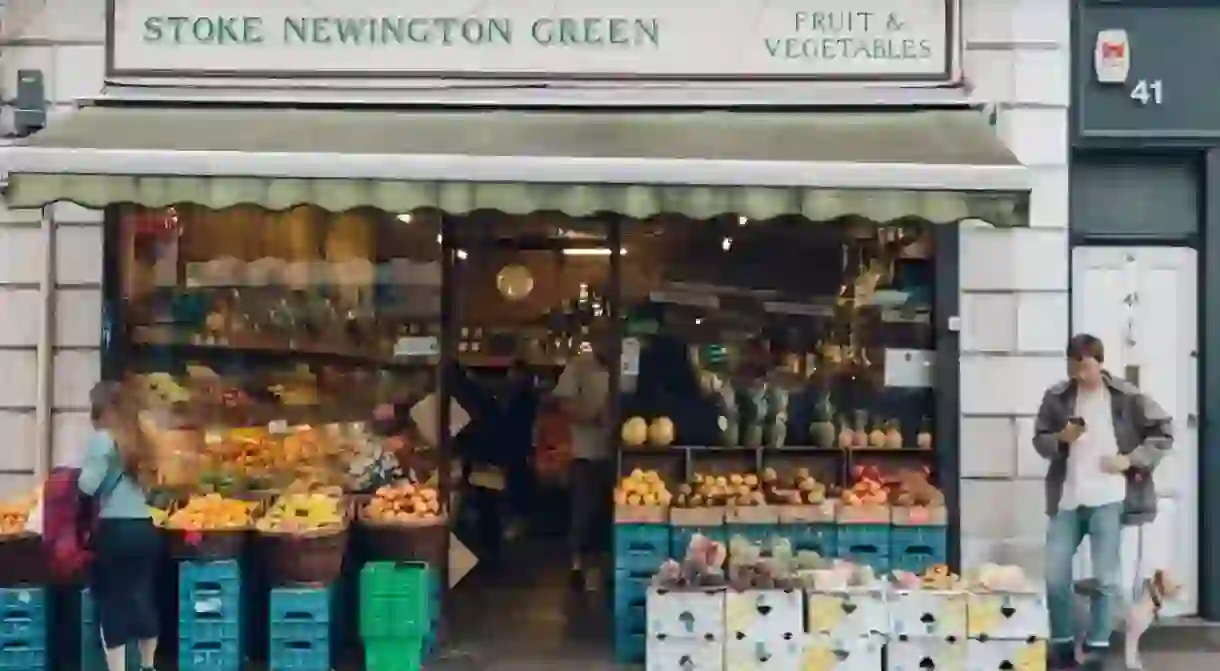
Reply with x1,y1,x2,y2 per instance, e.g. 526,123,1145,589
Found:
1070,246,1198,616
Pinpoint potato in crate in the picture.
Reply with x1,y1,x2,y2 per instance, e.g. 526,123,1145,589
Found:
965,638,1047,671
645,637,723,671
647,587,726,641
887,636,967,671
802,633,885,671
966,590,1049,641
805,586,888,639
964,564,1049,641
725,588,803,642
725,635,804,669
889,588,968,641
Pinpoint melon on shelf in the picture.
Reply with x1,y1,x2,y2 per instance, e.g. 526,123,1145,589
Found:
621,417,648,447
647,417,675,446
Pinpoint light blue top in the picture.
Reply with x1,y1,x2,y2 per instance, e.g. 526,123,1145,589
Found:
77,430,150,519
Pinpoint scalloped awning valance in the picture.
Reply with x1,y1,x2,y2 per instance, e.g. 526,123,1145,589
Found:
2,107,1029,225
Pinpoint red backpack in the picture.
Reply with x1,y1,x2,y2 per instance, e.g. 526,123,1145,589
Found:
42,465,121,582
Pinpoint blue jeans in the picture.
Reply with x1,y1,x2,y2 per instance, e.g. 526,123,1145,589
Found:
1045,502,1123,648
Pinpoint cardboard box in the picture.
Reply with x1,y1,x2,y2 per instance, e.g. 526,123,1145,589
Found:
671,507,727,526
725,637,804,670
727,506,781,524
614,504,668,524
965,638,1047,671
645,638,724,671
892,506,948,526
805,587,888,638
647,587,727,641
966,591,1049,640
802,633,885,671
889,589,968,640
837,505,891,524
726,588,804,641
887,636,967,671
777,501,837,524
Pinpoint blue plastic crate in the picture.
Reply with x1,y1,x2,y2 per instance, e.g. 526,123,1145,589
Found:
838,523,890,573
0,588,45,621
613,628,645,666
890,526,949,574
613,524,669,573
0,640,46,671
179,639,241,671
0,587,46,644
179,560,241,591
775,523,838,556
613,570,651,609
269,638,331,671
669,526,728,559
269,587,334,644
81,589,140,671
179,560,243,626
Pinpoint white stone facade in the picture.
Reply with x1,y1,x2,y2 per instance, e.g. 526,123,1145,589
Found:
0,0,1072,574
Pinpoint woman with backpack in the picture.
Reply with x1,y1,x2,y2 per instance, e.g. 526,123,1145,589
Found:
80,381,160,671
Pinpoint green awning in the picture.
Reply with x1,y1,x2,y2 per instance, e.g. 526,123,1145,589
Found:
3,107,1030,225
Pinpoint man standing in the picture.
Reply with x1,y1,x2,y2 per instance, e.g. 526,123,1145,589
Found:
1034,334,1173,669
553,341,613,591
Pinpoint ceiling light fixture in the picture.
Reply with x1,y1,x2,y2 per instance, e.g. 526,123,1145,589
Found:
562,248,627,256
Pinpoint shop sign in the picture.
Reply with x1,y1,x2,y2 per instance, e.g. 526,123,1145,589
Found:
107,0,959,83
1076,5,1220,143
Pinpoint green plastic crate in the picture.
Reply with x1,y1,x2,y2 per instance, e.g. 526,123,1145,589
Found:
364,638,425,671
358,562,434,640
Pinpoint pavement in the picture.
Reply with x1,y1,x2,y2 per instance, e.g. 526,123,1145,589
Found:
1120,651,1214,669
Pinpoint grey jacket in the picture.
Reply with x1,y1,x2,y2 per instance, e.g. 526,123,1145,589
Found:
1033,372,1173,525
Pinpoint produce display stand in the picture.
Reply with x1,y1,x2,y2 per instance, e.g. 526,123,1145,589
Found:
644,556,1050,671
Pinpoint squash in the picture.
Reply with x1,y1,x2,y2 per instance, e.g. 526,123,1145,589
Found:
647,417,675,447
621,417,648,447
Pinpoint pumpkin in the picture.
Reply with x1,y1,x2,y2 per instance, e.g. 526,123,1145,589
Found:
647,417,675,447
621,417,648,447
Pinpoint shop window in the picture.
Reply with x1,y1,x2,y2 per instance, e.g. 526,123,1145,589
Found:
113,204,443,493
618,215,939,491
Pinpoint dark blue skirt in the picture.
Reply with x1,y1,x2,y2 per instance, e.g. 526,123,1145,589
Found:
89,518,161,648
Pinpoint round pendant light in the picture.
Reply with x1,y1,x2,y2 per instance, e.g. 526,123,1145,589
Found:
496,263,534,301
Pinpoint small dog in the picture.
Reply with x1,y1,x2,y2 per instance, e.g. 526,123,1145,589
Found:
1071,570,1180,669
1122,569,1180,670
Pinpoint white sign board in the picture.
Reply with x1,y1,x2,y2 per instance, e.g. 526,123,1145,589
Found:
108,0,958,83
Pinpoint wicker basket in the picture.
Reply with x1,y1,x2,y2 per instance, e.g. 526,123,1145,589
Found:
258,525,349,586
358,516,448,568
0,533,47,586
164,527,249,560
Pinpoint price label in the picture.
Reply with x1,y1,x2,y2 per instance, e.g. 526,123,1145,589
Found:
268,420,289,434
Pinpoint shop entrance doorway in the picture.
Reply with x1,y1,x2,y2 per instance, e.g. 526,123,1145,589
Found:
1071,246,1199,616
442,215,619,661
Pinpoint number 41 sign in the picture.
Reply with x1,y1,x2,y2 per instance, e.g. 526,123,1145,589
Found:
1095,28,1163,106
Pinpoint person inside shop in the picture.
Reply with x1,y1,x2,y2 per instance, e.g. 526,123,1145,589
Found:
552,336,613,591
451,361,515,573
80,381,161,671
1034,334,1173,670
499,357,539,540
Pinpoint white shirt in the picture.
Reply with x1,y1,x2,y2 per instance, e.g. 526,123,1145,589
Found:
553,351,611,460
1060,385,1127,510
